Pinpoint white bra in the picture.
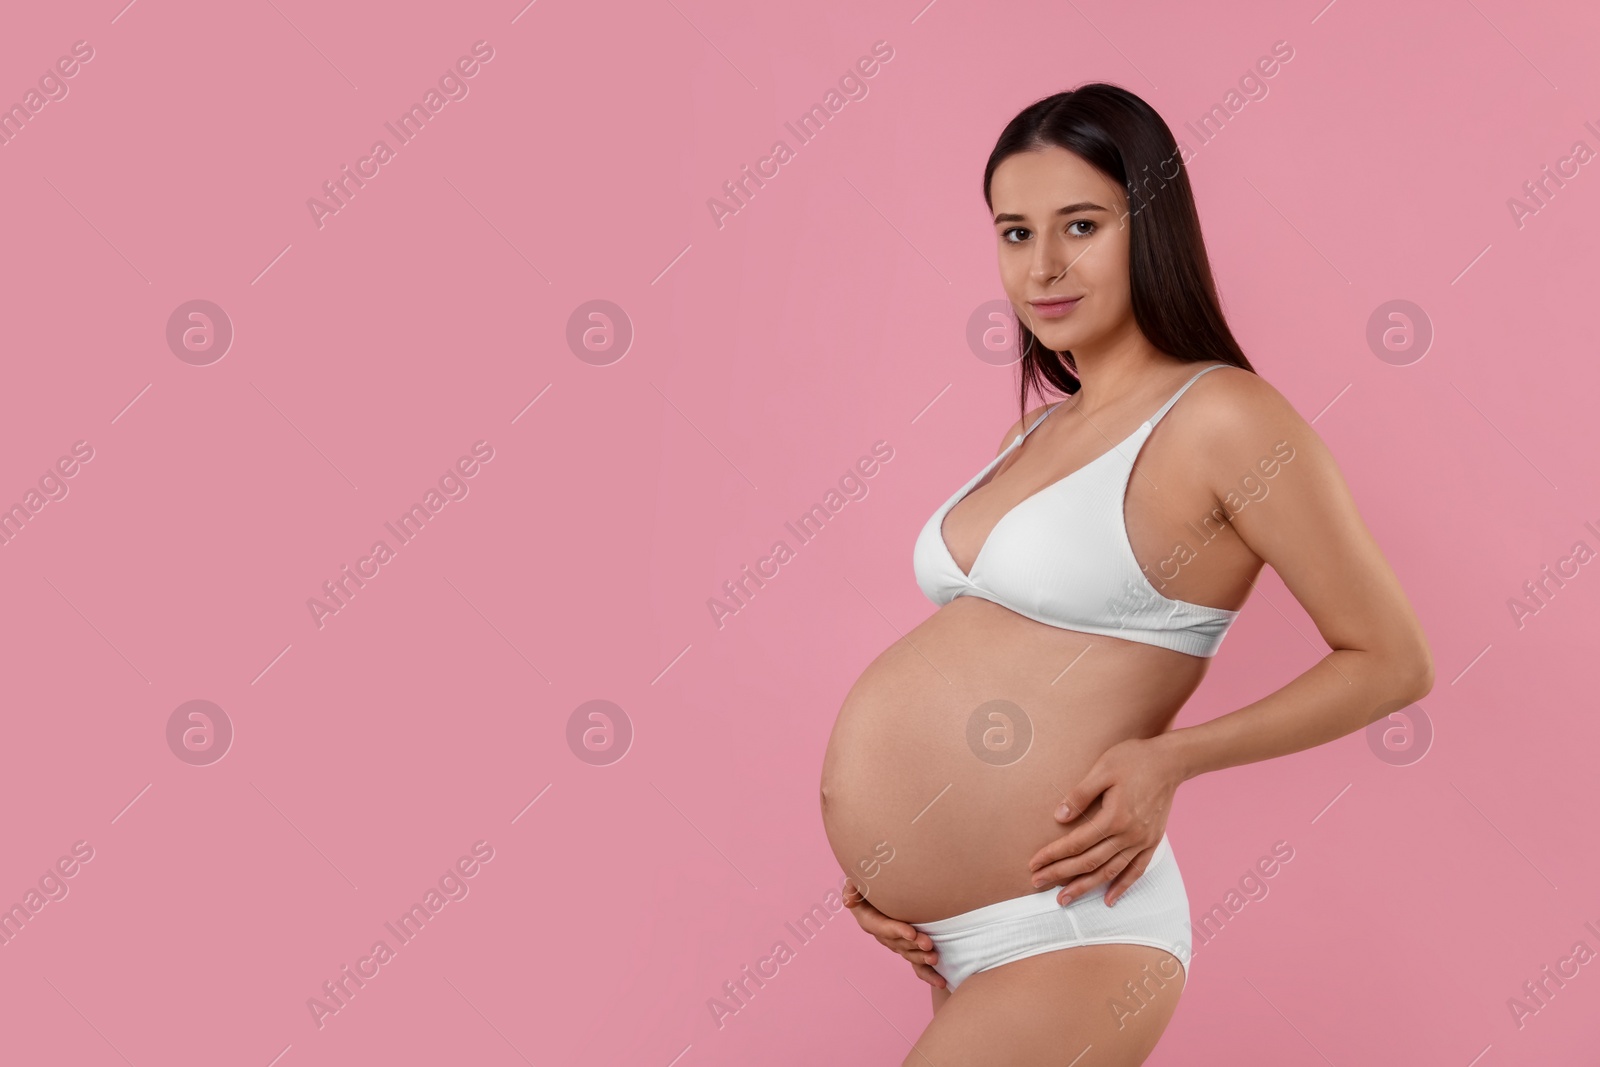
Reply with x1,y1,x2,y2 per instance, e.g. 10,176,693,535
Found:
912,363,1240,658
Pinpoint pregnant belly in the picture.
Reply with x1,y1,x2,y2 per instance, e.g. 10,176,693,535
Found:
819,596,1206,924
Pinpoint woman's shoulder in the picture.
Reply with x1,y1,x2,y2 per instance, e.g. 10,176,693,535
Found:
1175,363,1323,468
1181,363,1302,432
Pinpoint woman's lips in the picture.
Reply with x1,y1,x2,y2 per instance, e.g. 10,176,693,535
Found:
1029,296,1081,320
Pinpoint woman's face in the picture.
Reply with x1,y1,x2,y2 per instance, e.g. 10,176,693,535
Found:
989,145,1133,356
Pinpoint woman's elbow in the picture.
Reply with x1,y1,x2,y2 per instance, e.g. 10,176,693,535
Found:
1410,651,1435,702
1359,644,1432,727
1397,633,1435,703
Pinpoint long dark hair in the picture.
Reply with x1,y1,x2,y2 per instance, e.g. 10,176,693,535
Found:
982,83,1257,421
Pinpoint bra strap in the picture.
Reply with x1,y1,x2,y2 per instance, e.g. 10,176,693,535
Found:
1148,364,1228,428
1015,400,1064,444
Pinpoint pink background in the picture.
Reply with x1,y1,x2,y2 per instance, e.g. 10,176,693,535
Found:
2,0,1598,1063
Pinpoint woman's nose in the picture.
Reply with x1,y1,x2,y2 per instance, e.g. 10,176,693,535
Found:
1031,247,1067,285
1031,236,1084,286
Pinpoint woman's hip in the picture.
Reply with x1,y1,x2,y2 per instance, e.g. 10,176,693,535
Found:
912,834,1192,992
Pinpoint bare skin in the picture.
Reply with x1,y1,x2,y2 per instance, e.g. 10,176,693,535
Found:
910,946,1185,1065
820,144,1433,1064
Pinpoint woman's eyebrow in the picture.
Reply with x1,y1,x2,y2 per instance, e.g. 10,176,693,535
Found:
993,202,1110,224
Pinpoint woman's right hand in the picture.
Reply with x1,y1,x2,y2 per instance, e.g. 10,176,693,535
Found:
842,877,947,989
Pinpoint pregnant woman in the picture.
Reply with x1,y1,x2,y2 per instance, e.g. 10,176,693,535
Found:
818,84,1434,1065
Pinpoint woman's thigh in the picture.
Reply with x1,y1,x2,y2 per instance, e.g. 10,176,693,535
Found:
904,944,1186,1067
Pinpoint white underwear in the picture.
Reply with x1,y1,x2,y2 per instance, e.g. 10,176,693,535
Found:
912,834,1193,992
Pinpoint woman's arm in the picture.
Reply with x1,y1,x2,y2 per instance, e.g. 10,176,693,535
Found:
1155,373,1435,780
1032,369,1433,904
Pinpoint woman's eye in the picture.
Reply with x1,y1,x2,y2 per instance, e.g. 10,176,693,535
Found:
1001,221,1094,242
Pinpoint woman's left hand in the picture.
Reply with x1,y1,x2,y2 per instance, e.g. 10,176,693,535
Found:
1026,735,1186,907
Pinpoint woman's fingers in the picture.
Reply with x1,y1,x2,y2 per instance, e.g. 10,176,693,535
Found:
890,931,934,956
839,879,947,986
910,961,947,988
1028,797,1113,872
878,917,926,948
1103,847,1154,906
846,893,911,940
844,890,938,961
1056,845,1150,905
874,926,937,964
1031,835,1126,891
888,942,940,966
880,934,938,965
